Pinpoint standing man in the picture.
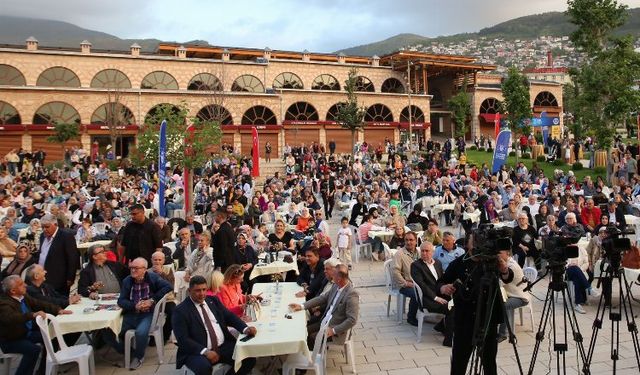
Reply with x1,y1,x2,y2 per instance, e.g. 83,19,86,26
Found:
329,139,336,155
391,232,420,326
212,212,235,272
172,275,257,375
121,204,163,263
37,213,79,295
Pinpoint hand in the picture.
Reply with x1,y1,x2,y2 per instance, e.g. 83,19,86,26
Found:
33,311,47,320
69,294,81,304
295,291,306,298
288,303,303,312
204,350,220,364
326,327,335,337
404,281,414,288
58,309,73,315
89,292,99,300
435,297,448,305
440,284,456,296
245,326,257,337
242,263,253,271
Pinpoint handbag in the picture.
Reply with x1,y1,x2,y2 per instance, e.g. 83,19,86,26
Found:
622,245,640,269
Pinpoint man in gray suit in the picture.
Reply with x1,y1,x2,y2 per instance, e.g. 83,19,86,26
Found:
289,264,359,348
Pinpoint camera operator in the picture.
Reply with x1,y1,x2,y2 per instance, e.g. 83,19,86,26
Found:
438,231,514,375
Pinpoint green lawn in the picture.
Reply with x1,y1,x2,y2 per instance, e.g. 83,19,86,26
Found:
463,149,606,182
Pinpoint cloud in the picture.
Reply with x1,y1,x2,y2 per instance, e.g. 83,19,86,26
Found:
3,0,640,52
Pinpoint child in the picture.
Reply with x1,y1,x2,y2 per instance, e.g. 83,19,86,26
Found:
336,217,353,269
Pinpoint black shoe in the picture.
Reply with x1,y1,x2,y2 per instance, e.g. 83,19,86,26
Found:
434,319,445,333
497,335,508,343
407,318,419,327
443,336,453,347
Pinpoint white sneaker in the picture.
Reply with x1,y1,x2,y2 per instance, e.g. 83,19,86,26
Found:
130,357,144,370
574,304,586,314
589,288,601,297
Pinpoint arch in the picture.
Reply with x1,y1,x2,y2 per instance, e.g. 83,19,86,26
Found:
36,66,80,87
400,105,425,123
534,91,559,107
326,103,341,122
273,72,303,90
354,76,374,92
242,105,277,125
91,103,135,125
144,103,182,125
33,101,80,125
311,74,340,91
0,64,26,86
188,73,222,91
90,69,132,89
141,71,179,90
196,105,233,125
381,78,405,93
364,104,393,122
231,75,264,93
0,101,21,124
479,98,501,114
285,102,319,121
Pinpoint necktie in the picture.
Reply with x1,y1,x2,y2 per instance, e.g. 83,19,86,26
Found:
20,299,33,331
200,304,219,351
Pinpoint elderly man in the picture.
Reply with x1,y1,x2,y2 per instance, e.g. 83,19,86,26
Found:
260,202,282,225
581,198,602,233
155,216,173,243
25,264,81,308
289,264,359,348
78,244,127,298
150,251,176,343
0,275,72,374
434,232,465,271
173,227,197,270
561,212,586,239
410,241,453,346
111,257,172,369
37,213,79,295
180,213,204,235
392,231,420,326
121,204,163,263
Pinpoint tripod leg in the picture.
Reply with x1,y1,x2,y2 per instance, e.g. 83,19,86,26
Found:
619,270,640,370
560,286,590,374
500,296,524,375
528,288,555,375
586,269,611,365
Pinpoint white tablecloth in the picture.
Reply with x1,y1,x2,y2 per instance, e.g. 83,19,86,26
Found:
431,203,455,216
368,230,395,241
492,221,516,229
55,294,122,336
249,260,299,280
76,240,113,250
592,259,640,283
463,210,482,224
233,282,309,371
419,197,440,210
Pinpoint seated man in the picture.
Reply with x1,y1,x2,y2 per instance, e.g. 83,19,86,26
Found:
172,275,257,375
434,232,465,271
392,232,420,326
25,264,81,308
560,212,586,239
497,249,530,342
289,264,359,348
410,241,453,346
0,275,72,375
296,248,327,301
78,244,127,298
173,227,198,270
111,257,172,369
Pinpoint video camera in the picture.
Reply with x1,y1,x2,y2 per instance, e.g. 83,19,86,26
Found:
541,235,580,267
601,225,632,267
472,224,513,260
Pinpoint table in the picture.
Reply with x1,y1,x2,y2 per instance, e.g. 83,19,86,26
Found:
592,259,640,284
368,230,395,242
431,203,455,217
492,221,516,229
250,260,299,280
55,294,122,336
463,210,482,224
233,282,309,372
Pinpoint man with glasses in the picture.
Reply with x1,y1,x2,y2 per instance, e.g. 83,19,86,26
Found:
109,257,172,369
121,204,163,263
78,244,127,298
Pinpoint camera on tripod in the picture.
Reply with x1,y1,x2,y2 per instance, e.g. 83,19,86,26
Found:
472,224,513,260
601,225,632,262
541,235,579,267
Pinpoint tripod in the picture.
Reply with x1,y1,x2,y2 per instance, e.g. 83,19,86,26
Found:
467,262,524,375
585,255,640,373
525,264,590,375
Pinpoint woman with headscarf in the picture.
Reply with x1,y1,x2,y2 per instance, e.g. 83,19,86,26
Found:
480,200,499,224
1,242,35,278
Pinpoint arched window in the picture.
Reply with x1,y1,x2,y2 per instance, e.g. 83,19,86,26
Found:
0,101,21,124
364,104,393,122
90,69,131,89
273,72,303,89
534,91,559,107
91,103,135,125
381,78,405,94
36,67,80,87
400,105,425,123
326,103,341,122
33,102,80,125
188,73,223,91
354,76,374,92
285,102,319,121
480,98,501,114
311,74,340,91
141,71,179,90
196,105,233,125
0,64,26,86
144,104,183,125
242,106,277,125
231,75,264,93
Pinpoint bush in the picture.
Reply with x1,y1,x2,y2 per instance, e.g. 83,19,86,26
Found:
486,148,494,153
469,145,477,151
572,162,584,171
106,160,120,171
594,166,607,174
522,152,531,159
552,159,565,166
508,151,516,157
536,155,546,162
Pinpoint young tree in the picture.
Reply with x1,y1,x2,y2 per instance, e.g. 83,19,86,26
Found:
334,67,367,156
501,66,532,160
104,88,129,157
448,84,472,139
47,123,80,158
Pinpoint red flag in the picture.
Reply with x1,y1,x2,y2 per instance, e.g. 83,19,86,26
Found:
494,112,501,140
251,127,260,177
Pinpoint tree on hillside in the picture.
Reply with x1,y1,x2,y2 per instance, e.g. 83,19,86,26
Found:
501,66,532,160
334,67,367,156
47,123,80,159
448,82,472,139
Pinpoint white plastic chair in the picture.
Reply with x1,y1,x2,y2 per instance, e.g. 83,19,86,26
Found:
282,315,331,375
124,294,169,369
35,314,95,375
521,267,538,331
181,363,230,375
383,259,406,322
413,283,445,343
327,328,356,374
164,241,177,255
353,226,372,263
0,347,21,375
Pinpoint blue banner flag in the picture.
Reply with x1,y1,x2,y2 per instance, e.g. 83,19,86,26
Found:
491,129,512,174
158,120,167,217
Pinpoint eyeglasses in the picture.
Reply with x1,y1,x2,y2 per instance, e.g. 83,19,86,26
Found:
129,266,146,270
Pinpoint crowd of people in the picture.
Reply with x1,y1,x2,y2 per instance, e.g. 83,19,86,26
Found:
0,133,639,374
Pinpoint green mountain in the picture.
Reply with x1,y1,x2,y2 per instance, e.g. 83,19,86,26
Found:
337,8,640,56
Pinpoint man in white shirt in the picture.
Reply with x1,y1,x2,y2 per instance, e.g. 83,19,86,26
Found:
525,195,540,217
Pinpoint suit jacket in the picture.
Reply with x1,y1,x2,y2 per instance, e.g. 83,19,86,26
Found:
172,296,248,369
26,281,69,309
172,240,198,270
212,221,235,271
297,259,326,301
304,282,359,345
77,261,128,297
0,294,61,341
37,228,79,294
410,258,446,313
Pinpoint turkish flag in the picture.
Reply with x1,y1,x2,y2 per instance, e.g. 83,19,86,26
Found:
494,112,501,140
252,127,260,177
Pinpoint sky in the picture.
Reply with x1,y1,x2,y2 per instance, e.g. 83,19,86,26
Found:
3,0,640,52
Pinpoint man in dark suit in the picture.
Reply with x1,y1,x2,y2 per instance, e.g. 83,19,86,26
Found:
121,204,163,263
25,264,81,308
37,213,79,295
172,275,257,375
212,212,235,272
606,202,626,231
410,241,453,346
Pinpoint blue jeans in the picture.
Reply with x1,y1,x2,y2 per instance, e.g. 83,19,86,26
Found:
498,297,529,337
399,286,418,321
166,202,184,211
115,312,154,360
566,266,589,305
364,237,383,254
0,330,42,375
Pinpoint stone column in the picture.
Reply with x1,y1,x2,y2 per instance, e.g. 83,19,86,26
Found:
80,133,91,153
319,126,327,148
21,133,32,151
